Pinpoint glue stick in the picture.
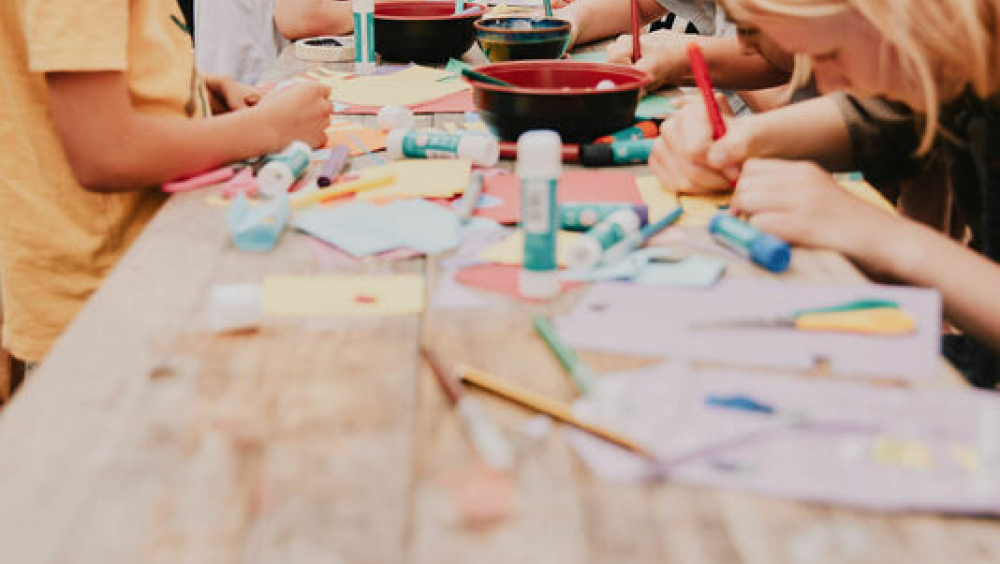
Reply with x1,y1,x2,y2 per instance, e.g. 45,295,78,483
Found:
386,129,499,167
257,141,311,197
560,203,648,231
580,139,655,167
353,0,376,75
709,213,791,273
517,130,562,299
567,209,643,270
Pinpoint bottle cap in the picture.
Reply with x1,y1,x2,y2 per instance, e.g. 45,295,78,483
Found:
566,236,602,271
749,233,792,273
516,130,563,179
377,105,415,131
519,269,561,300
386,128,408,160
459,134,499,167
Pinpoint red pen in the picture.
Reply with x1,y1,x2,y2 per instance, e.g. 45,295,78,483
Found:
686,43,726,140
630,0,642,63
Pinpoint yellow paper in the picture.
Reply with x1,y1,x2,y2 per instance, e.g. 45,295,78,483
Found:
839,179,896,214
262,274,425,317
356,159,472,201
870,438,934,470
479,230,583,267
324,65,469,107
636,176,731,227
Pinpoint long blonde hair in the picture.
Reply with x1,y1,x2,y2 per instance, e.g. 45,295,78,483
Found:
719,0,1000,153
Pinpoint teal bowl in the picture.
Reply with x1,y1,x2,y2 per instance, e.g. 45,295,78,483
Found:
475,17,571,62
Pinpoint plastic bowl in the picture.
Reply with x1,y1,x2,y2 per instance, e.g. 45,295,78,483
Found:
468,61,653,142
373,2,487,63
475,17,571,62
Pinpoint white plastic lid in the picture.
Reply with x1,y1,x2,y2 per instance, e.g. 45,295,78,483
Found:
566,237,602,270
459,134,499,167
519,269,561,300
353,0,374,12
386,128,408,161
257,162,293,197
208,284,262,333
607,209,643,233
377,105,415,131
516,130,563,179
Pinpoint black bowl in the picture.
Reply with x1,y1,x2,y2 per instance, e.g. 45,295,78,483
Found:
475,17,572,62
468,61,653,142
374,2,487,63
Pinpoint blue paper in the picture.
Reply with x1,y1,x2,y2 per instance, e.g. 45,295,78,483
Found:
571,51,607,63
635,94,676,119
379,199,462,254
227,194,290,252
636,256,726,288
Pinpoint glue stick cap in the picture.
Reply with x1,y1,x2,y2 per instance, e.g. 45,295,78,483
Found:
386,128,408,161
458,134,499,167
749,233,792,273
377,105,414,131
520,269,561,300
516,130,562,179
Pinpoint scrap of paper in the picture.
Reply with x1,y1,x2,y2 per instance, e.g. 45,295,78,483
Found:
323,65,469,108
636,256,726,288
325,128,388,156
455,264,582,302
480,171,643,224
262,274,425,316
356,159,472,201
227,193,289,252
635,176,730,227
478,230,583,267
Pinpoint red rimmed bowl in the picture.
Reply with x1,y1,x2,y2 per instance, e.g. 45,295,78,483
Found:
468,61,653,142
374,1,487,63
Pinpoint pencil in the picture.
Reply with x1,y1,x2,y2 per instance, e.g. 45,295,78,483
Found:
630,0,642,63
532,315,597,396
459,365,655,459
289,172,395,210
686,42,726,140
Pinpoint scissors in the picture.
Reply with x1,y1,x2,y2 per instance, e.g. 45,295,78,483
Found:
692,298,917,336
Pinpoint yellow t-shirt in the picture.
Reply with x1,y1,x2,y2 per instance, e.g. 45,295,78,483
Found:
0,0,207,361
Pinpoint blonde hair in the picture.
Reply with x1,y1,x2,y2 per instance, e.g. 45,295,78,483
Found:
719,0,1000,153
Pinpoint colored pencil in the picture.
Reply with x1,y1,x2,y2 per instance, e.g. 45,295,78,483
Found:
290,172,395,210
532,315,597,396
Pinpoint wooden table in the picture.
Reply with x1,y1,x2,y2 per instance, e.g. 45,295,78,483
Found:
0,44,995,564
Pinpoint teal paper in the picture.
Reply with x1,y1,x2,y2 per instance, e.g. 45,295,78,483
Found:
636,256,726,288
635,94,676,119
570,51,607,63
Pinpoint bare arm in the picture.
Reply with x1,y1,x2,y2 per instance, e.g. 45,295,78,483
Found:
556,0,665,47
275,0,354,40
46,72,331,192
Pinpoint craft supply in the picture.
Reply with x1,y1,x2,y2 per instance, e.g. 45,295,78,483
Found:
386,129,499,167
316,145,351,188
422,347,515,470
294,36,356,62
376,105,415,130
456,171,485,223
498,140,580,162
629,0,641,63
221,167,259,199
601,206,683,265
456,264,582,302
560,203,648,231
163,165,237,193
262,274,425,316
353,0,377,75
580,139,655,167
290,171,396,210
325,128,389,156
542,0,553,17
692,298,918,336
568,209,644,270
258,141,311,197
480,170,644,224
532,316,597,396
635,256,726,288
706,394,776,415
356,159,471,200
594,121,658,144
555,279,942,379
455,0,466,14
208,284,263,333
517,131,562,299
687,43,726,140
479,230,581,267
709,213,791,273
461,67,514,87
226,193,290,252
459,365,653,458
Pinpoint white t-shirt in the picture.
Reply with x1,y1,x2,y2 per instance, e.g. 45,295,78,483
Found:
195,0,289,85
654,0,735,37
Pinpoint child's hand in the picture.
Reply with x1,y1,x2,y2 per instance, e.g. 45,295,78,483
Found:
730,158,894,256
255,83,332,150
204,75,263,114
648,96,748,194
606,31,687,90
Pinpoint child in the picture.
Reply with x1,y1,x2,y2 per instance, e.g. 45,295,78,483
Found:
195,0,290,85
0,0,332,367
651,0,1000,387
275,0,354,40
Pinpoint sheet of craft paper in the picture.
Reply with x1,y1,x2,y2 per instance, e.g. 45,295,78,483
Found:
320,65,470,107
356,159,472,201
567,362,1000,514
479,170,643,224
635,176,730,227
554,279,942,380
262,274,425,316
478,230,583,267
455,264,582,302
325,128,388,155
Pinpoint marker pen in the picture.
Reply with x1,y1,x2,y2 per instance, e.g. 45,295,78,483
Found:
567,209,644,270
560,203,648,231
709,213,791,273
593,121,658,144
580,139,654,167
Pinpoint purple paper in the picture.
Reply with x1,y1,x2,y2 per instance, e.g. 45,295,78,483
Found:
554,279,942,380
568,363,1000,515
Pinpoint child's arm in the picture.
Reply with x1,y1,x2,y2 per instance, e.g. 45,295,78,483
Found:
649,95,852,193
607,33,790,91
275,0,354,40
46,71,331,192
203,73,263,113
557,0,666,48
730,158,1000,353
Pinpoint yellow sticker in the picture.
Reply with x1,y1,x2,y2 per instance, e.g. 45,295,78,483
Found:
870,438,934,470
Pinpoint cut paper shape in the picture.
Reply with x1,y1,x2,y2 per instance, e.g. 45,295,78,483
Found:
455,264,582,302
635,94,677,119
636,256,726,288
338,89,477,115
262,274,425,316
478,230,583,267
636,176,730,227
226,193,290,252
294,199,461,256
566,362,1000,514
554,279,943,380
326,128,389,156
871,438,934,471
325,65,470,108
479,171,643,224
356,159,472,201
306,237,420,269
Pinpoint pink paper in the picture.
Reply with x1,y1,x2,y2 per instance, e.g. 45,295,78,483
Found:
307,237,420,268
478,171,644,225
568,363,1000,515
455,264,582,302
554,279,942,380
339,90,476,115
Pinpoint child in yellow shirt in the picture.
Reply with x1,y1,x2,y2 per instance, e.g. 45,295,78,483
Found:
0,0,332,365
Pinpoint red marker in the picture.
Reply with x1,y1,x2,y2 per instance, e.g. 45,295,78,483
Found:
630,0,642,63
686,43,726,140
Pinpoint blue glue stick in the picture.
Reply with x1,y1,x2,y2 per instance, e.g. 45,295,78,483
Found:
353,0,376,75
517,131,562,299
709,213,791,273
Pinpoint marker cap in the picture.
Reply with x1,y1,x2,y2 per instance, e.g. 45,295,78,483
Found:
749,233,792,273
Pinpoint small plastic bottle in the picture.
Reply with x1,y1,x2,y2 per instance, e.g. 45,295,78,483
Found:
386,129,499,167
353,0,376,75
257,141,311,197
567,209,643,270
517,130,562,299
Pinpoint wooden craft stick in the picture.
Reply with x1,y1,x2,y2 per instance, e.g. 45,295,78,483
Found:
458,365,655,459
